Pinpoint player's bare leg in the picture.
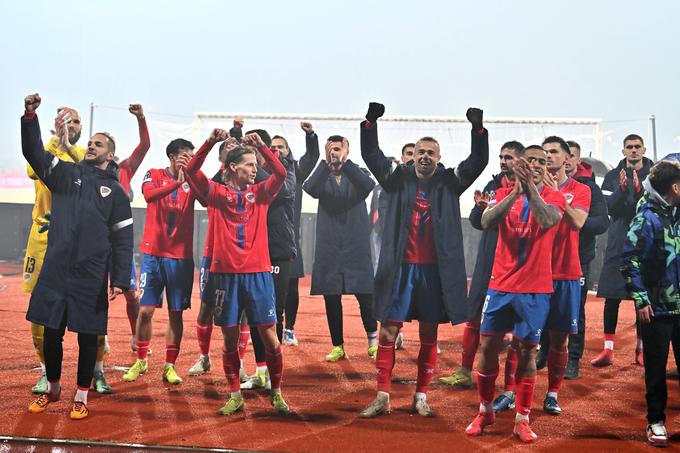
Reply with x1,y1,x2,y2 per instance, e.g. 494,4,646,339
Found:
359,322,400,417
163,310,184,384
123,306,154,382
257,323,289,414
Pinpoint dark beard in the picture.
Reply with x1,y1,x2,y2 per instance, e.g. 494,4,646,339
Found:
69,131,81,145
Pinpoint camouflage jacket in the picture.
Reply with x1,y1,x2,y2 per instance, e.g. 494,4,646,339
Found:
621,179,680,316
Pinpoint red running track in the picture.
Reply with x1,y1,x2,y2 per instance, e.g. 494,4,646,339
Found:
0,273,678,452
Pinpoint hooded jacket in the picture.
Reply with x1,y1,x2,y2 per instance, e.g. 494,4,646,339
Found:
597,156,654,299
21,113,133,335
572,162,610,265
621,178,680,316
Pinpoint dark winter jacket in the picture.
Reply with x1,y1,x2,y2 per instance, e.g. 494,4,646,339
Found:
467,173,511,318
597,157,654,299
255,151,297,262
22,114,133,335
573,162,610,265
303,159,375,295
361,121,489,325
291,132,320,278
621,178,680,316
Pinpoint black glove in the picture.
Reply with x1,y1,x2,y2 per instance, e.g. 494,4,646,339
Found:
466,107,483,130
38,212,51,233
366,102,385,123
229,127,243,143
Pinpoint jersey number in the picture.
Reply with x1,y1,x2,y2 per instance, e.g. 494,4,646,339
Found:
140,272,147,289
25,258,36,274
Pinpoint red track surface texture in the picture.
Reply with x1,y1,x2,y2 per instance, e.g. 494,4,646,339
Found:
0,273,678,452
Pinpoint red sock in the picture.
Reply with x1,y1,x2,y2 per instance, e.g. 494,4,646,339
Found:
376,340,396,393
504,339,519,392
547,347,568,393
125,293,137,335
461,321,480,371
196,323,213,356
238,326,251,361
416,331,438,394
136,339,150,360
222,348,241,392
265,346,283,390
165,344,180,365
476,368,499,405
515,375,536,416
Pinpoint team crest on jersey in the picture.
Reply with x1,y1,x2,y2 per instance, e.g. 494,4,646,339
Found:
488,190,496,198
565,193,574,204
182,182,190,192
100,186,112,197
143,171,152,183
245,192,255,204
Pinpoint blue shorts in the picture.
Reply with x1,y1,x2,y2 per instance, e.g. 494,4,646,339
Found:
139,254,194,311
212,272,276,327
545,280,581,334
199,256,215,302
480,289,551,344
129,255,138,291
386,263,447,323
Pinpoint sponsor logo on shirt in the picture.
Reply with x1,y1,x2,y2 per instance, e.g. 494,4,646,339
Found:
100,186,112,198
74,178,82,186
182,182,190,192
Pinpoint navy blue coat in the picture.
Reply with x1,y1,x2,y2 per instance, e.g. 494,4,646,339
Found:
303,159,375,295
597,157,653,299
22,114,133,335
361,121,488,325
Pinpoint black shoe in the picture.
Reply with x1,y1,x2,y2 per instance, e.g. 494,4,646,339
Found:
543,395,562,415
564,359,580,380
536,349,547,370
667,367,679,380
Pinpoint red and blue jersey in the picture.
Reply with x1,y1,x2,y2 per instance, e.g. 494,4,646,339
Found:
403,180,436,264
552,177,591,280
140,168,196,259
488,185,566,293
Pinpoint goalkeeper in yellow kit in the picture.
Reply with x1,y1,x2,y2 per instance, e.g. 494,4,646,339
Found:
24,107,111,394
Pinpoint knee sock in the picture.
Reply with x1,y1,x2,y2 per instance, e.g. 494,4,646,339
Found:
515,375,536,419
196,323,213,357
547,347,569,395
165,344,180,366
416,331,438,394
238,325,251,362
376,340,396,393
461,322,480,372
222,348,241,393
136,339,150,361
31,322,45,366
476,368,499,412
265,346,283,391
504,340,519,392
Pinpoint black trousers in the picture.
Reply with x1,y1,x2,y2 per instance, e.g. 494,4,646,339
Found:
44,316,98,389
640,315,680,424
285,277,300,330
604,298,641,337
324,294,377,347
249,260,292,363
568,262,590,360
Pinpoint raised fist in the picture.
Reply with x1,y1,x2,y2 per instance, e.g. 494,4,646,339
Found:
242,132,265,148
301,122,314,134
466,108,483,130
366,102,385,123
24,93,41,113
129,104,144,119
208,128,229,144
233,117,244,129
